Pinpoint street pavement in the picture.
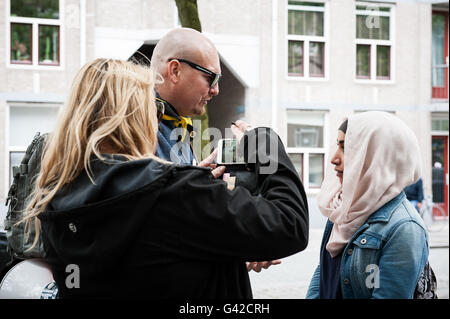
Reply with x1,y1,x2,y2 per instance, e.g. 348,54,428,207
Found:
249,220,449,299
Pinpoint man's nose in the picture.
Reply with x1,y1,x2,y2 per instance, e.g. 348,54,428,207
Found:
330,153,339,165
210,84,219,96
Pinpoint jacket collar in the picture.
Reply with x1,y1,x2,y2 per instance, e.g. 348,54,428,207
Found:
155,91,181,119
155,92,195,144
366,191,406,223
44,156,174,214
322,192,407,256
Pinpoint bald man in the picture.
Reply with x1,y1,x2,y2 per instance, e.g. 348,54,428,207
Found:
151,27,221,165
151,28,281,276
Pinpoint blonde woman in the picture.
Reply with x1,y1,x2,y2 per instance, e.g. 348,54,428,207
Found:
306,112,430,299
23,58,309,298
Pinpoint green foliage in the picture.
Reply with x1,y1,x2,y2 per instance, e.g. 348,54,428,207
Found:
192,105,211,160
11,0,59,19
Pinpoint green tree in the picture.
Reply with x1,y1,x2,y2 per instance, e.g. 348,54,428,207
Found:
175,0,202,32
174,0,211,160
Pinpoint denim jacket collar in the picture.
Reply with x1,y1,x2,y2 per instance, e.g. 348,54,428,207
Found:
366,191,406,224
322,191,407,248
324,191,406,228
155,91,181,120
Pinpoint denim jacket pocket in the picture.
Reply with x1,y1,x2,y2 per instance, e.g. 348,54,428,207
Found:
347,233,383,298
350,233,383,274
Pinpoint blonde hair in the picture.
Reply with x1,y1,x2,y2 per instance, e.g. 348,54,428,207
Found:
22,58,161,248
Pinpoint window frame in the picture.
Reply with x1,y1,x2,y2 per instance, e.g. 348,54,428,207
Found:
38,24,61,66
10,22,33,65
286,109,329,193
6,0,64,70
287,40,304,76
354,1,395,84
431,11,449,100
288,152,304,183
309,41,325,77
356,43,371,79
286,0,329,82
431,113,450,136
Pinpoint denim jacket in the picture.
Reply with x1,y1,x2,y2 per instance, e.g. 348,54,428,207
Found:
155,93,195,165
156,118,194,165
306,192,429,299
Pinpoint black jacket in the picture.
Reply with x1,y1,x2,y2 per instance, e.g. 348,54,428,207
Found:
39,128,309,298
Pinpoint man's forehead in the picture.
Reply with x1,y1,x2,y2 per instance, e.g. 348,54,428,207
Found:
200,52,221,73
186,48,220,73
161,30,220,72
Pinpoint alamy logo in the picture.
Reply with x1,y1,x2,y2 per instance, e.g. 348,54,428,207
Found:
65,264,80,289
365,264,380,289
365,5,380,29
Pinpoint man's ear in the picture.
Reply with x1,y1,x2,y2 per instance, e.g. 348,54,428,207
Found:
167,60,181,84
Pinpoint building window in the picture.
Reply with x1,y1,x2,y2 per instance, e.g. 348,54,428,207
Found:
10,23,32,64
287,1,327,79
8,0,61,67
294,126,321,148
431,113,449,132
309,153,324,188
356,44,370,78
8,104,60,184
288,153,304,182
9,151,25,185
287,110,326,190
432,12,449,100
355,2,394,81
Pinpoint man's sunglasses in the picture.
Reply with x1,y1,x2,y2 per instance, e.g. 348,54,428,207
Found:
155,98,165,123
169,58,221,88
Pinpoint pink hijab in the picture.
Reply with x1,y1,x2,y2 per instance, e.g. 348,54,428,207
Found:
317,112,422,257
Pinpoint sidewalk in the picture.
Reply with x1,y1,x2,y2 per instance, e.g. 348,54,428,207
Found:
428,219,449,248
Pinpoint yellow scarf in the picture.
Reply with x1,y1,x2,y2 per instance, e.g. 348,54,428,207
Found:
162,114,193,142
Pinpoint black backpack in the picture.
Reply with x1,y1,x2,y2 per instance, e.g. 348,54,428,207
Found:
415,261,438,299
4,132,48,263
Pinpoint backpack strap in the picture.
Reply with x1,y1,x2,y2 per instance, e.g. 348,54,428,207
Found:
5,132,41,210
21,132,42,166
5,132,40,207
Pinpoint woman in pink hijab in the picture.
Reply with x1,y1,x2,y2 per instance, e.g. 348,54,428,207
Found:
306,111,430,299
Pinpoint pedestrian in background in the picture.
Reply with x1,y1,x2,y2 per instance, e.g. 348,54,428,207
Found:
404,178,424,213
306,111,429,299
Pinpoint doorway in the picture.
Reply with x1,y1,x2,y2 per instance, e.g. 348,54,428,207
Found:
431,135,448,217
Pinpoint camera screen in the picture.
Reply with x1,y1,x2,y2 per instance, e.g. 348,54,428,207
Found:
221,139,244,164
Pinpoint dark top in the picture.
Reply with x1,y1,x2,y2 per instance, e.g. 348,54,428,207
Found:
39,128,309,299
319,229,343,299
404,178,424,202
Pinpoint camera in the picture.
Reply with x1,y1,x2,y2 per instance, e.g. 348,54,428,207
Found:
216,138,257,194
216,138,245,165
